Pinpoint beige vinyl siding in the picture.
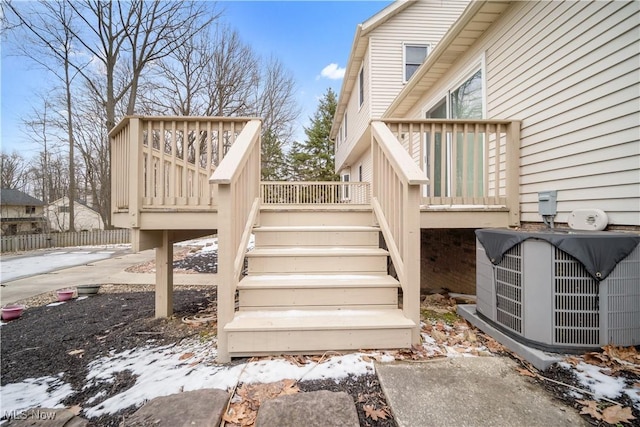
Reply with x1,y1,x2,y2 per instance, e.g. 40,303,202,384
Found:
406,1,639,225
335,48,372,171
369,0,468,118
352,150,372,183
486,0,639,225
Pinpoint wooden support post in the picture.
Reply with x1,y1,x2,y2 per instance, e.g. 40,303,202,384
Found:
155,230,173,318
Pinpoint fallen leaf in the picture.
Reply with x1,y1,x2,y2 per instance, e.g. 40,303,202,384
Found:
577,400,602,421
67,405,82,416
179,352,194,361
363,404,388,421
602,405,635,425
516,368,536,378
564,356,581,367
584,352,609,366
361,355,372,363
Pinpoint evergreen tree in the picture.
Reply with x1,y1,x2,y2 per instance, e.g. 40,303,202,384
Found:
289,88,339,181
261,129,286,181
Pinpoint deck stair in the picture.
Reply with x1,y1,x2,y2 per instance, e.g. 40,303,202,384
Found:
223,207,416,357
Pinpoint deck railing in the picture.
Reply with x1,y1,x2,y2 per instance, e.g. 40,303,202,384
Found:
383,119,520,224
110,117,255,224
371,121,428,345
260,181,370,205
210,119,262,363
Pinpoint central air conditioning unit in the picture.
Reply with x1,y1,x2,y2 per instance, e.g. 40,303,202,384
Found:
475,230,640,352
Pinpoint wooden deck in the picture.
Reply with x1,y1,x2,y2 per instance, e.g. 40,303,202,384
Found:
110,115,518,362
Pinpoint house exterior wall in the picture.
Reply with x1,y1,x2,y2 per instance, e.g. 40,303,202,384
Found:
46,197,105,232
405,0,640,226
0,205,46,235
368,0,469,118
335,0,469,174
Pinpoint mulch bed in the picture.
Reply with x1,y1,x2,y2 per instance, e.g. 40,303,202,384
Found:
0,288,397,427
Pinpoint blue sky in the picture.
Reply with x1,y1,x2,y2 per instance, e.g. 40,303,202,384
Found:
1,1,392,158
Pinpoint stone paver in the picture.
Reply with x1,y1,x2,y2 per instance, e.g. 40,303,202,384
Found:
124,389,230,427
255,390,359,427
376,357,589,427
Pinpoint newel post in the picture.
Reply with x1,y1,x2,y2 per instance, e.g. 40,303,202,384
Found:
216,183,233,363
404,183,422,344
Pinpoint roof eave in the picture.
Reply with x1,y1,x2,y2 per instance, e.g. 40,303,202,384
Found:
383,0,512,118
330,0,416,139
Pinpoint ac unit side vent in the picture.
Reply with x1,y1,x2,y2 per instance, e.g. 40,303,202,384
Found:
553,247,600,346
495,245,522,334
605,247,640,345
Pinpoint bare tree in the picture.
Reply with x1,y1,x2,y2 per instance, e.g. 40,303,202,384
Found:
253,57,301,180
5,0,219,227
22,96,58,203
1,152,28,190
139,23,259,118
6,1,85,229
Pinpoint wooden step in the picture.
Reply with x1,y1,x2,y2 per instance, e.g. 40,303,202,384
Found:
237,274,400,310
259,208,373,227
253,225,379,247
225,308,414,356
246,247,389,274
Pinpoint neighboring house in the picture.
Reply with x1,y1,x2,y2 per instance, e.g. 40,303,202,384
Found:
0,189,47,236
45,196,105,232
331,0,640,292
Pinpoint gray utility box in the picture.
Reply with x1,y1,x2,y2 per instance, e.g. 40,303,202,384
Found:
476,238,640,351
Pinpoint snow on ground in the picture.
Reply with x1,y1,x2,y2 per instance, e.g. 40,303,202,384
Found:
2,322,637,420
174,234,255,253
1,374,74,416
560,361,640,406
0,338,380,419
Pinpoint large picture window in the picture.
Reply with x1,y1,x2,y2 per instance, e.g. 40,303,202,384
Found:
424,68,484,198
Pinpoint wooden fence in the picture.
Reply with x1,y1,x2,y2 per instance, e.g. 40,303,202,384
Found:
1,229,131,253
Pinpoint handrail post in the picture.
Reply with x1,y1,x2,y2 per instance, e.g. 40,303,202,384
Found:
505,120,521,227
129,118,142,228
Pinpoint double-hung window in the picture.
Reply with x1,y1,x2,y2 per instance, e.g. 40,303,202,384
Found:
404,44,428,82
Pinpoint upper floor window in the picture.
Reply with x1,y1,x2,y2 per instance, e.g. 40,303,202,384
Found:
358,66,364,107
25,206,36,214
404,44,428,82
343,112,348,140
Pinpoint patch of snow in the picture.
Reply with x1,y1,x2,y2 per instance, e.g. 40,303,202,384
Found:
46,302,66,307
0,374,74,416
77,296,89,301
1,337,379,420
560,361,639,405
0,322,7,327
82,339,374,418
